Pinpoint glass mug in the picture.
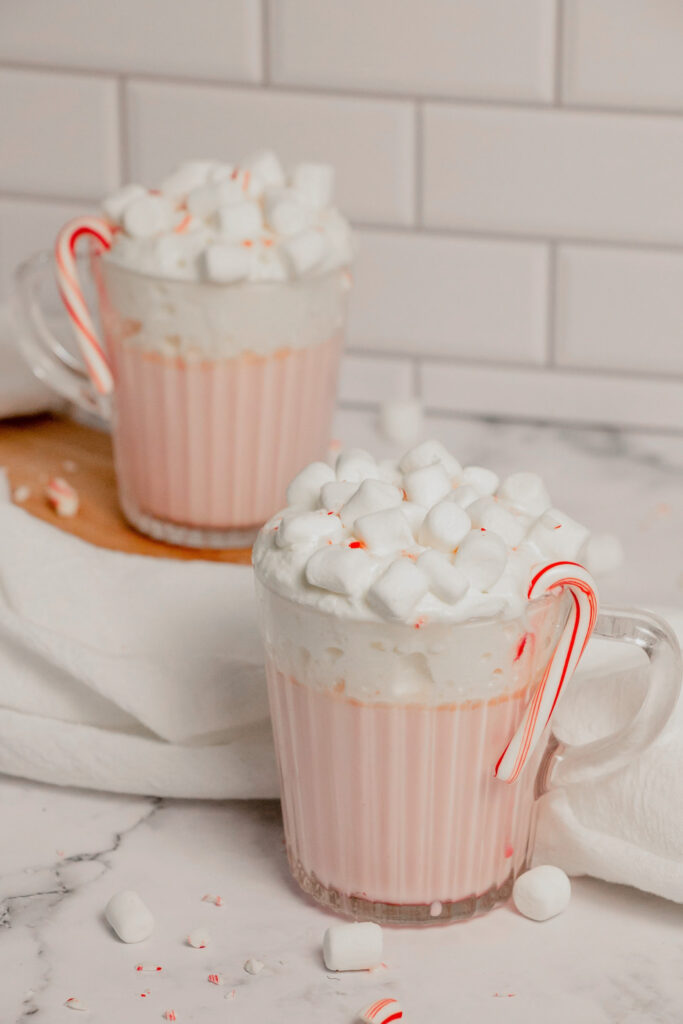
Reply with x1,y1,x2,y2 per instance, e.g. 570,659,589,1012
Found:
16,218,349,548
255,573,681,925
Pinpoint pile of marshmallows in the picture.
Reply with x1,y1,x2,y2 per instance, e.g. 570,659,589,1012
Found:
101,151,353,284
257,439,594,625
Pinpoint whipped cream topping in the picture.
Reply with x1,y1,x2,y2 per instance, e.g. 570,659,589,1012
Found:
101,152,354,284
253,439,591,626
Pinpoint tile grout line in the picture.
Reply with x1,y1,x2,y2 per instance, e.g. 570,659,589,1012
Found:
414,101,423,227
2,58,683,121
546,242,558,367
261,0,271,85
553,0,565,105
117,76,130,184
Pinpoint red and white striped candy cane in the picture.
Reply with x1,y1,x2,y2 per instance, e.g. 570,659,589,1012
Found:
495,561,598,784
55,216,114,395
359,998,403,1024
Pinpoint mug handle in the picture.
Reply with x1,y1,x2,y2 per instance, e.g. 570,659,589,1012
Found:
539,606,681,792
15,216,114,416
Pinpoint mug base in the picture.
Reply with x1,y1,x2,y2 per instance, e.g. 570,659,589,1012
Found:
120,493,259,550
288,851,516,926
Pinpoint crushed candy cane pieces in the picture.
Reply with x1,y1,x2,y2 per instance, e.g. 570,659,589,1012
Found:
201,894,223,906
359,997,403,1023
64,997,88,1012
135,963,163,973
45,476,79,517
207,973,223,986
162,1012,177,1022
187,928,210,948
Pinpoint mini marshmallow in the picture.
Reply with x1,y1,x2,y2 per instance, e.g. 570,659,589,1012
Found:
462,465,499,497
287,461,336,509
160,160,217,199
187,928,211,948
399,439,462,481
581,533,624,577
306,546,379,597
512,865,571,921
243,150,285,190
466,497,527,548
102,183,146,224
400,500,427,537
449,484,480,510
320,480,358,512
527,508,589,561
104,890,154,943
243,958,264,975
217,200,263,242
403,464,452,509
322,922,383,972
64,997,88,1011
264,189,314,237
281,229,328,275
13,484,31,503
202,244,251,283
354,507,414,555
122,194,175,239
276,509,342,548
454,531,508,591
336,448,377,483
367,559,429,620
498,472,551,517
378,398,424,448
249,243,288,283
418,549,469,604
377,459,403,487
231,167,265,200
291,162,335,209
187,179,243,218
418,500,471,553
339,479,403,528
155,231,205,279
359,998,403,1023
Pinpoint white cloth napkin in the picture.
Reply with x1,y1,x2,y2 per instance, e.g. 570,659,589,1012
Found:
0,476,680,902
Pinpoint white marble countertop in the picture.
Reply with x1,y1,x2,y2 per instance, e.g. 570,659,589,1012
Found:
3,409,683,1023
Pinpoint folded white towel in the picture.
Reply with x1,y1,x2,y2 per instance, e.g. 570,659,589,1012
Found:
0,475,679,901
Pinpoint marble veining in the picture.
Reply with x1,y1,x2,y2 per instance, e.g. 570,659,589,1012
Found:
1,410,682,1022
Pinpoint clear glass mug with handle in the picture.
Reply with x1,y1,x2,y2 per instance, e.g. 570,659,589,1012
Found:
15,217,350,548
254,559,681,924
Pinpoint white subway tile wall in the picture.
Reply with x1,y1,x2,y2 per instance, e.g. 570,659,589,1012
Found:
1,0,681,430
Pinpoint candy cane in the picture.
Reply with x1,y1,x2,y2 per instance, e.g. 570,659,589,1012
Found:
495,561,598,784
55,216,114,395
358,998,403,1023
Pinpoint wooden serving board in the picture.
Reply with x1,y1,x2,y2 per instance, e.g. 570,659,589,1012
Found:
0,415,252,564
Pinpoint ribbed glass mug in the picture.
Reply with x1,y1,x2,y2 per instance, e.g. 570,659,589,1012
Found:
16,219,349,548
255,576,681,925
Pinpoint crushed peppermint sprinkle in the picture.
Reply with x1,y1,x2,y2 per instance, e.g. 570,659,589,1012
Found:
64,997,88,1012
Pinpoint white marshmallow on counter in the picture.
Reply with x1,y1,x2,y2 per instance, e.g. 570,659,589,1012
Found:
378,398,424,448
160,160,217,199
449,483,479,510
462,465,499,496
202,244,252,283
368,558,429,620
512,865,571,921
527,508,589,561
466,497,527,548
123,194,175,239
581,532,624,577
102,183,146,224
187,927,211,948
498,472,551,517
292,162,334,209
339,479,403,528
418,549,469,604
320,480,358,512
336,448,377,484
281,229,328,275
454,531,508,591
264,189,314,237
287,461,336,508
399,439,462,481
243,150,285,190
354,507,414,555
306,545,378,597
276,509,342,548
104,890,154,943
418,500,471,553
217,200,263,241
403,463,452,509
401,500,427,537
322,922,383,972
